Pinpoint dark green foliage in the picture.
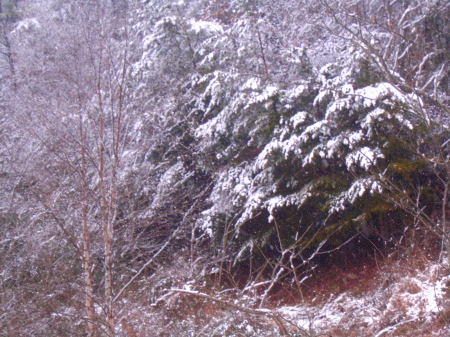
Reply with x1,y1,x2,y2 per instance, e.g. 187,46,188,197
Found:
196,42,450,282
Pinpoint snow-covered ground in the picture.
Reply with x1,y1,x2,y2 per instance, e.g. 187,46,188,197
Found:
277,257,450,336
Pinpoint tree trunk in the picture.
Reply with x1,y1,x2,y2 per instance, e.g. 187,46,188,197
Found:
97,83,115,336
81,119,96,337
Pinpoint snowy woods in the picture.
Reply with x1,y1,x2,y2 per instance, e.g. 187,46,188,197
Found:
1,0,450,336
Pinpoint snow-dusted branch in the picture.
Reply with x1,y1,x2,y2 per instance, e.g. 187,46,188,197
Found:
168,288,299,336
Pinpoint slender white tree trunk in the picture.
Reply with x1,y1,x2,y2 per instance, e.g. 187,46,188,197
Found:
80,105,96,337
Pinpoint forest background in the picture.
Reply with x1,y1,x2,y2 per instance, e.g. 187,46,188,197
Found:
1,0,450,336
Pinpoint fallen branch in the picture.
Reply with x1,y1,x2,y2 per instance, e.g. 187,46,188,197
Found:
169,288,310,336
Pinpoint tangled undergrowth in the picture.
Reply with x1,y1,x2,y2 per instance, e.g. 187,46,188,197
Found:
114,241,450,337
